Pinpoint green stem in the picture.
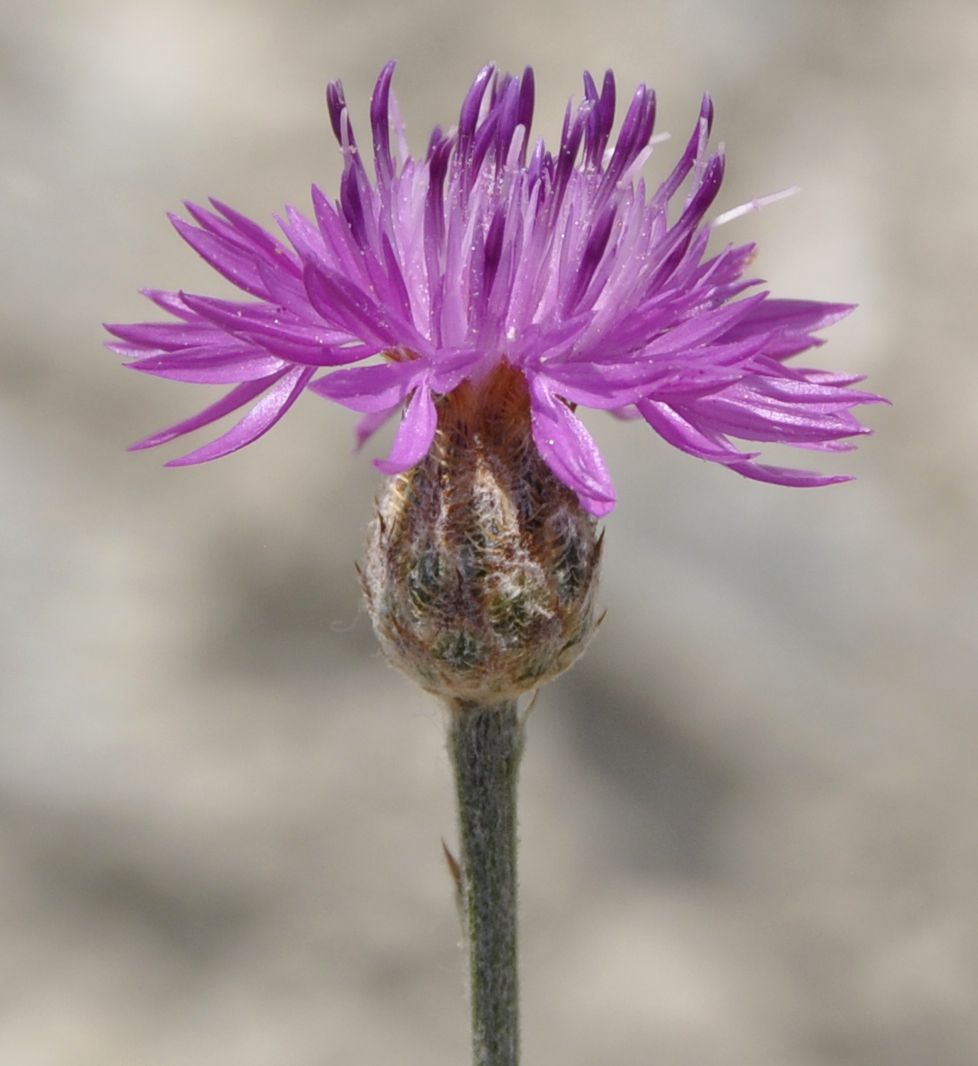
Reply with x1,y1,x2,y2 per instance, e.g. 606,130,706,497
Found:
448,698,524,1066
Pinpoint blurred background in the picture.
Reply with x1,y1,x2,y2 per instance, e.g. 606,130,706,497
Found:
3,0,976,1063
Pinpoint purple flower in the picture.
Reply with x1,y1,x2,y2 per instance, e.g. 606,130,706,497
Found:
107,61,883,517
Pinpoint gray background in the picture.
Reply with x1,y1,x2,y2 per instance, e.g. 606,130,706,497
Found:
3,0,976,1063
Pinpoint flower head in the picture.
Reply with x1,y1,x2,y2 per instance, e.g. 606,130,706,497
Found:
107,61,883,517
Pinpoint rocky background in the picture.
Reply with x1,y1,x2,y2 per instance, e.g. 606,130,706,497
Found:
3,1,976,1063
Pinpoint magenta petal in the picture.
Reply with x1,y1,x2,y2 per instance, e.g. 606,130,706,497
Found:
105,320,221,351
723,300,858,360
637,399,757,463
726,459,853,487
355,406,400,450
370,60,398,182
166,367,315,466
793,369,869,388
428,348,486,393
169,214,269,299
140,289,199,322
176,291,374,366
374,384,437,474
129,373,289,451
732,298,855,334
127,347,287,384
529,378,616,516
303,262,398,345
309,359,424,413
543,334,768,408
745,375,884,408
540,364,664,409
210,198,302,277
691,392,873,444
641,292,768,356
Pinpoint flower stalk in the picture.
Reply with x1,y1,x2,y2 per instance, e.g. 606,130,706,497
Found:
449,698,524,1066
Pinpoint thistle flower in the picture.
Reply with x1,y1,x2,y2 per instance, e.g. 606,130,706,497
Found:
106,61,883,521
108,66,887,1061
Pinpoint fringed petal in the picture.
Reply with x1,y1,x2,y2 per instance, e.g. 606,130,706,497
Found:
373,383,437,474
128,373,290,451
638,399,758,464
309,359,425,413
529,378,616,516
127,346,287,384
165,367,315,465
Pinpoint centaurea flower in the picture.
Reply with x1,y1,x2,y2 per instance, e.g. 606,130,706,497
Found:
106,61,882,520
108,64,884,1066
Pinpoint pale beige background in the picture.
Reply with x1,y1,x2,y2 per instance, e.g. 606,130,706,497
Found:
3,1,976,1063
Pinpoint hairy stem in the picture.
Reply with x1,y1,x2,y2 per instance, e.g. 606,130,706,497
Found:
448,699,524,1066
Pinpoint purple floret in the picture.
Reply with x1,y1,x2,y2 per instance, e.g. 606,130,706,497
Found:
106,61,884,517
